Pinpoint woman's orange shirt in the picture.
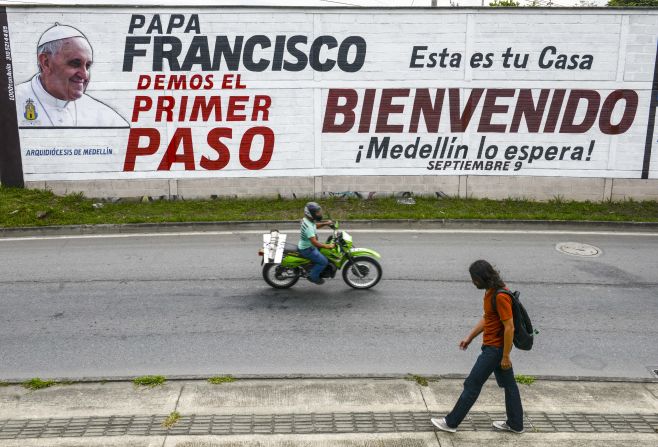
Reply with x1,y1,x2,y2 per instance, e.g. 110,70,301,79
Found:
482,289,513,348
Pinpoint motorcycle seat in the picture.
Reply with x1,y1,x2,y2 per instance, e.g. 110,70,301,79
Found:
283,242,301,255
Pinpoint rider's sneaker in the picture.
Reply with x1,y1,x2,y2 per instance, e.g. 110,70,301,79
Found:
308,277,325,285
492,421,524,434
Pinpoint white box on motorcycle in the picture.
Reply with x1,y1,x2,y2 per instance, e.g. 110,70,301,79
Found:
262,230,286,264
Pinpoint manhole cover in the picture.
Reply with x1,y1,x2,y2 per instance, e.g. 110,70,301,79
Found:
556,242,601,257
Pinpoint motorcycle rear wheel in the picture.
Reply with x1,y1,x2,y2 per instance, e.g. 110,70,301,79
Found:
263,263,300,289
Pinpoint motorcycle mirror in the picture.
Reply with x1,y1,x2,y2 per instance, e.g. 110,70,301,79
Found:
325,211,336,230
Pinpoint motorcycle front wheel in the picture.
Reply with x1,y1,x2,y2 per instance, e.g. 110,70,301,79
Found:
342,257,382,290
262,263,300,289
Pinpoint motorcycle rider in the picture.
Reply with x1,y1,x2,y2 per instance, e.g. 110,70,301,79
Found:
298,202,335,285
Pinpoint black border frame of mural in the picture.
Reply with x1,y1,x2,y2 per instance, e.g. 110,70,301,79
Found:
642,42,658,180
0,8,656,184
0,7,24,188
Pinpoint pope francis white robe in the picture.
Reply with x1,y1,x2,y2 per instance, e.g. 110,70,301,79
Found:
15,76,129,128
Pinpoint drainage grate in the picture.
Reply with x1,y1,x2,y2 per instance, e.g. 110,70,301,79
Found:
556,242,601,257
0,412,656,439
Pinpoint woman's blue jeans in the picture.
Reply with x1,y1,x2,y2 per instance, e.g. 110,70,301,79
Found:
299,246,328,282
445,345,524,431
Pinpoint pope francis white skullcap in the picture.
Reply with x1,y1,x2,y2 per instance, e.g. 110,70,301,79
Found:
37,23,86,47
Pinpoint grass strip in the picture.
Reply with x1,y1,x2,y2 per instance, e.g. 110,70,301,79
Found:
208,376,236,385
133,375,166,387
406,374,430,387
22,378,57,390
2,187,658,228
515,374,536,385
162,411,181,429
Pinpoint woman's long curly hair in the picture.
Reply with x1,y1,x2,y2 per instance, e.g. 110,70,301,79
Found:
469,260,505,290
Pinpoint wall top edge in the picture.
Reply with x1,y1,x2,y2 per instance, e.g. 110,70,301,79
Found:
2,4,658,12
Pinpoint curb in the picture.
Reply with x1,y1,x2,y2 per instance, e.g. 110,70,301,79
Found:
2,373,657,386
2,219,658,238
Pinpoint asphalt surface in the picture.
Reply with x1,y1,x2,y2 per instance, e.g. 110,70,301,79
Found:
1,227,657,380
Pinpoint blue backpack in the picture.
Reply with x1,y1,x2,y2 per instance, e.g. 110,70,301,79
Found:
492,289,537,351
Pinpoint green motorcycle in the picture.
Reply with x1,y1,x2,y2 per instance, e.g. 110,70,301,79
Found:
259,221,382,290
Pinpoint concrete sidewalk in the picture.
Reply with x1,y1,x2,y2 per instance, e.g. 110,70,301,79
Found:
0,377,657,446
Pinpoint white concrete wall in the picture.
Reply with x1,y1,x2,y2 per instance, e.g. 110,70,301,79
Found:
24,176,658,202
5,7,658,200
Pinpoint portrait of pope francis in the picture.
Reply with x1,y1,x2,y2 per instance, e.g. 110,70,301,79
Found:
15,23,129,128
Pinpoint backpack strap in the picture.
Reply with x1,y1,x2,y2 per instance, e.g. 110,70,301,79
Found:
491,288,513,317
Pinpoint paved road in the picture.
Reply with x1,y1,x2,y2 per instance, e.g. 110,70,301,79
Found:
1,227,657,379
